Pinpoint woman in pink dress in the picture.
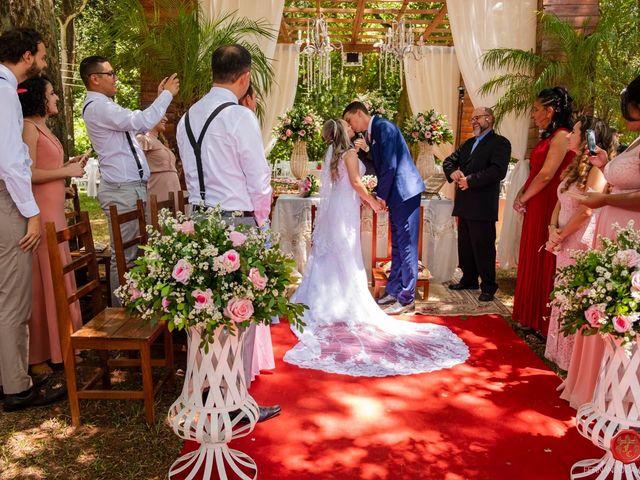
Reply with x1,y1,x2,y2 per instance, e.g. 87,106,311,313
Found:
512,87,575,335
19,76,86,374
137,116,182,208
561,75,640,408
543,117,611,370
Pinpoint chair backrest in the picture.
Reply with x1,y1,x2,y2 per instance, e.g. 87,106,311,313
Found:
109,199,147,285
149,192,176,231
46,211,105,356
371,206,425,269
65,184,83,250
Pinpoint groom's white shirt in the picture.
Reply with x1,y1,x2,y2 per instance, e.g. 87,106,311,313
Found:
176,87,272,225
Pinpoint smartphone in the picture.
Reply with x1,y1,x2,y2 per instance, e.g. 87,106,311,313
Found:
586,129,597,156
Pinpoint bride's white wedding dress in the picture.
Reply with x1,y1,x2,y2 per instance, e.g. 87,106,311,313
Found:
283,147,469,377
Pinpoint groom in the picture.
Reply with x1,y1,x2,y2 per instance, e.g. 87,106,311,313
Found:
343,102,425,314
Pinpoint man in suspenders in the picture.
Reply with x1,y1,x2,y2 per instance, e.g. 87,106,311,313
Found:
0,28,65,411
176,45,276,422
79,55,179,305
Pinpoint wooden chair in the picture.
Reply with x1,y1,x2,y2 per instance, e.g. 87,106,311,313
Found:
46,211,174,426
109,199,147,286
371,206,430,300
149,192,176,231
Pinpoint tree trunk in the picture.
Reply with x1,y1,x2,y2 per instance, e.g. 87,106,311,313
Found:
0,0,69,156
59,0,77,152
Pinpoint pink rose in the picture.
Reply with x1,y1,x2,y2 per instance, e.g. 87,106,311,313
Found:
632,271,640,291
425,131,432,138
219,249,240,272
129,284,142,300
285,129,293,137
223,297,254,323
614,249,640,268
299,130,306,137
614,315,632,333
172,259,193,284
175,220,195,235
584,303,607,328
248,267,267,290
417,116,425,124
161,297,171,311
229,230,247,247
303,115,313,124
192,288,213,311
411,131,419,139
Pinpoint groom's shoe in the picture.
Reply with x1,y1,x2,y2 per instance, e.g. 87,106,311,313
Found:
237,404,281,424
448,282,479,291
376,293,396,306
384,301,415,315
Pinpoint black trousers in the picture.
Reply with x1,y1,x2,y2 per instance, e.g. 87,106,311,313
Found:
457,217,497,294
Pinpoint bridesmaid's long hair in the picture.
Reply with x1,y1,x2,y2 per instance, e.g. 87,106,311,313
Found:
561,116,616,193
322,119,352,182
538,86,574,139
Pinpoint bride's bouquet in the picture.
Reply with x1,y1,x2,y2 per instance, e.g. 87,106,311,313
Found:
403,109,453,145
551,222,640,352
361,175,377,194
115,208,306,348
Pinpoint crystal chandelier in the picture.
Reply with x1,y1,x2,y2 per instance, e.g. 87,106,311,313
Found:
295,14,343,93
374,18,425,89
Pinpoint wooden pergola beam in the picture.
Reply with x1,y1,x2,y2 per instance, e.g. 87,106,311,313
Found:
278,16,291,43
421,4,448,40
351,0,366,44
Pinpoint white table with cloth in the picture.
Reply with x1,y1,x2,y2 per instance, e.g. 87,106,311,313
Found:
271,194,458,283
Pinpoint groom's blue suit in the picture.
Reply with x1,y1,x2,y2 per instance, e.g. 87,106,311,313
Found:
370,115,425,305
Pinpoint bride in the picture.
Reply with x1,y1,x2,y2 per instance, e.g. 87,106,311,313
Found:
284,119,469,377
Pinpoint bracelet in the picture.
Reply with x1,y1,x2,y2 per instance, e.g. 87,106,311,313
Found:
549,224,558,228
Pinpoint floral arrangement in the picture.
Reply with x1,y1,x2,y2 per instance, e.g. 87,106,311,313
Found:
116,208,306,349
403,109,454,145
551,222,640,351
355,91,396,120
273,104,322,143
361,175,377,194
299,174,319,198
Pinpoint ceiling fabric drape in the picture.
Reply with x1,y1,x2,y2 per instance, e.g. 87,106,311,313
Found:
404,46,460,160
447,0,537,162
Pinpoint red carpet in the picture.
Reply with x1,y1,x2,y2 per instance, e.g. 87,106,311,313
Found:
179,314,602,479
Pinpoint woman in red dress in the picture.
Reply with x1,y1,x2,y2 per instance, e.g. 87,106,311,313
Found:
512,87,576,335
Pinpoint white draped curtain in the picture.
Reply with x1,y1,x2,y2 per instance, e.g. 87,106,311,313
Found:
404,46,460,160
199,0,284,61
447,0,537,162
262,44,300,150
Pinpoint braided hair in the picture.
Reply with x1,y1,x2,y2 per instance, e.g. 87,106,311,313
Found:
537,86,574,139
322,119,353,182
560,116,616,193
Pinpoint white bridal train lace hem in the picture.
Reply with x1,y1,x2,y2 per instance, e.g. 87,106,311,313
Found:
283,148,469,377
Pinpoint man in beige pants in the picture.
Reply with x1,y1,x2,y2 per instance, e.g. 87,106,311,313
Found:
0,28,65,411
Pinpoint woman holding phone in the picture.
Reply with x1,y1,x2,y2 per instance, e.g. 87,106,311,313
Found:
18,75,88,374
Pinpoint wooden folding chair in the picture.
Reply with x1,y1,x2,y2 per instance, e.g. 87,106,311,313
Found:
371,206,429,300
149,192,176,231
109,199,147,286
46,211,174,426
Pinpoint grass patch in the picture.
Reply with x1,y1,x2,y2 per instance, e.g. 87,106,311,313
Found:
75,193,109,245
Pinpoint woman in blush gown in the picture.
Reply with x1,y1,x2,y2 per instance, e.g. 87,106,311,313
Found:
283,119,469,377
18,76,86,374
512,87,576,335
561,75,640,408
543,117,610,370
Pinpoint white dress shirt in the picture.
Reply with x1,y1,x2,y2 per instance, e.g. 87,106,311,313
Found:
0,64,39,218
176,87,272,225
82,90,172,183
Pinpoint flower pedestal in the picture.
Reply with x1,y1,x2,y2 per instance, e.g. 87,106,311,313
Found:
290,140,309,180
168,325,259,480
571,336,640,479
415,142,436,181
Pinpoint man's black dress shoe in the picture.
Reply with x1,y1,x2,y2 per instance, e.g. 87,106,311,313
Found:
0,374,50,402
478,292,495,302
237,404,281,424
4,383,67,412
448,282,479,291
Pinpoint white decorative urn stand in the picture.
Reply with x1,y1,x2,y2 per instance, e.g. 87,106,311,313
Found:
168,325,260,480
571,336,640,480
415,141,436,181
290,139,309,180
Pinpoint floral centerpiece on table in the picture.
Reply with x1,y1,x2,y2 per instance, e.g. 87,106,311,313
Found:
551,222,640,352
355,91,396,120
116,208,306,349
403,109,454,145
361,175,377,194
273,104,322,143
299,174,319,198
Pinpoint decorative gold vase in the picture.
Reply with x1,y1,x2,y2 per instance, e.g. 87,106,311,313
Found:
290,140,309,180
416,141,436,181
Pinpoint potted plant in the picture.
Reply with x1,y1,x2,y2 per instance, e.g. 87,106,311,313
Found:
273,105,322,179
354,91,397,121
402,109,453,180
